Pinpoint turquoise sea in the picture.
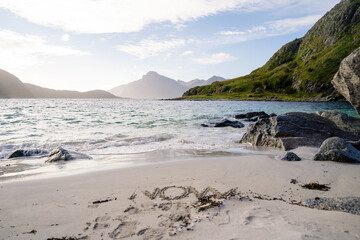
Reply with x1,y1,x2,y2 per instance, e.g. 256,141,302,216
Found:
0,99,357,180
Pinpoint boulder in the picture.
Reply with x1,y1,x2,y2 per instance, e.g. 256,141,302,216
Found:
8,149,44,159
280,152,301,161
46,147,74,163
8,150,27,159
240,112,360,150
214,119,244,128
317,110,360,135
313,137,360,163
202,119,244,128
235,111,271,122
332,48,360,116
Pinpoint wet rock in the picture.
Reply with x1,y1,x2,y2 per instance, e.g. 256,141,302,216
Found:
313,137,360,163
349,139,360,151
240,112,360,150
202,119,244,128
235,111,270,121
8,150,27,159
8,149,45,159
317,110,360,135
46,147,74,163
280,152,301,161
214,119,244,128
332,48,360,116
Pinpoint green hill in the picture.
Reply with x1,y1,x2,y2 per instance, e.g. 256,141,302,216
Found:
183,0,360,101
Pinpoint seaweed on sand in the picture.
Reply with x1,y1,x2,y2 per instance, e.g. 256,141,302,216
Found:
195,195,223,212
302,182,330,191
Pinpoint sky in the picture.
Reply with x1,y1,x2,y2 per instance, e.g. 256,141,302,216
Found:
0,0,340,91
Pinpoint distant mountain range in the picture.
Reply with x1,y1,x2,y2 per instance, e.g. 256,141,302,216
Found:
177,76,227,89
109,71,226,99
0,69,226,99
0,69,116,98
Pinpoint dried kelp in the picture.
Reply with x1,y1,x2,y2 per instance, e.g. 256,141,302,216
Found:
302,182,330,191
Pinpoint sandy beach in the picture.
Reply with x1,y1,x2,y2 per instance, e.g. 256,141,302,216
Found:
1,0,360,239
1,147,359,240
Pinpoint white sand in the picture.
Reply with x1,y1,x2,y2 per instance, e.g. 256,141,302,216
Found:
0,147,360,240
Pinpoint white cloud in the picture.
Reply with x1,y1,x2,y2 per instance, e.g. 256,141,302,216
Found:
195,52,233,65
0,29,90,70
61,34,70,41
220,25,267,36
117,39,186,59
181,50,193,56
268,15,322,32
218,15,321,43
220,30,247,35
175,23,187,30
0,0,322,34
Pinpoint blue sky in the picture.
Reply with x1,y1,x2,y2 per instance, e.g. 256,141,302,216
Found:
0,0,340,91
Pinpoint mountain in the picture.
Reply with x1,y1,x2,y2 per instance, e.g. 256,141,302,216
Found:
203,76,227,86
184,0,360,101
178,79,205,88
0,69,116,98
110,71,187,99
0,69,34,98
24,83,116,98
110,72,227,99
178,76,226,89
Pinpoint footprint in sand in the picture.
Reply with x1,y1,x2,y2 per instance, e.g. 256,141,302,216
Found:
93,215,112,230
109,221,138,239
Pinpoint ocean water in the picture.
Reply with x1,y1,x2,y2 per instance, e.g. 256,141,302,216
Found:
0,99,357,180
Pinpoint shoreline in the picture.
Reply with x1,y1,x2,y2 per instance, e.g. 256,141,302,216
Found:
0,146,268,183
1,147,359,239
165,97,348,103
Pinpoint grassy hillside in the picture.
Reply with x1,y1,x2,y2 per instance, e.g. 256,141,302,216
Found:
183,0,360,101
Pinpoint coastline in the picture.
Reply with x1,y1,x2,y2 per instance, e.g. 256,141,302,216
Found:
168,97,346,103
1,147,359,240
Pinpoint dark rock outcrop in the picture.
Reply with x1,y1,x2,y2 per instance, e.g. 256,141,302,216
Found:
202,119,244,128
215,119,245,128
280,152,302,161
240,112,360,150
235,111,270,122
46,147,74,163
8,149,45,159
332,48,360,116
317,110,360,135
313,137,360,163
8,150,28,159
349,139,360,151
